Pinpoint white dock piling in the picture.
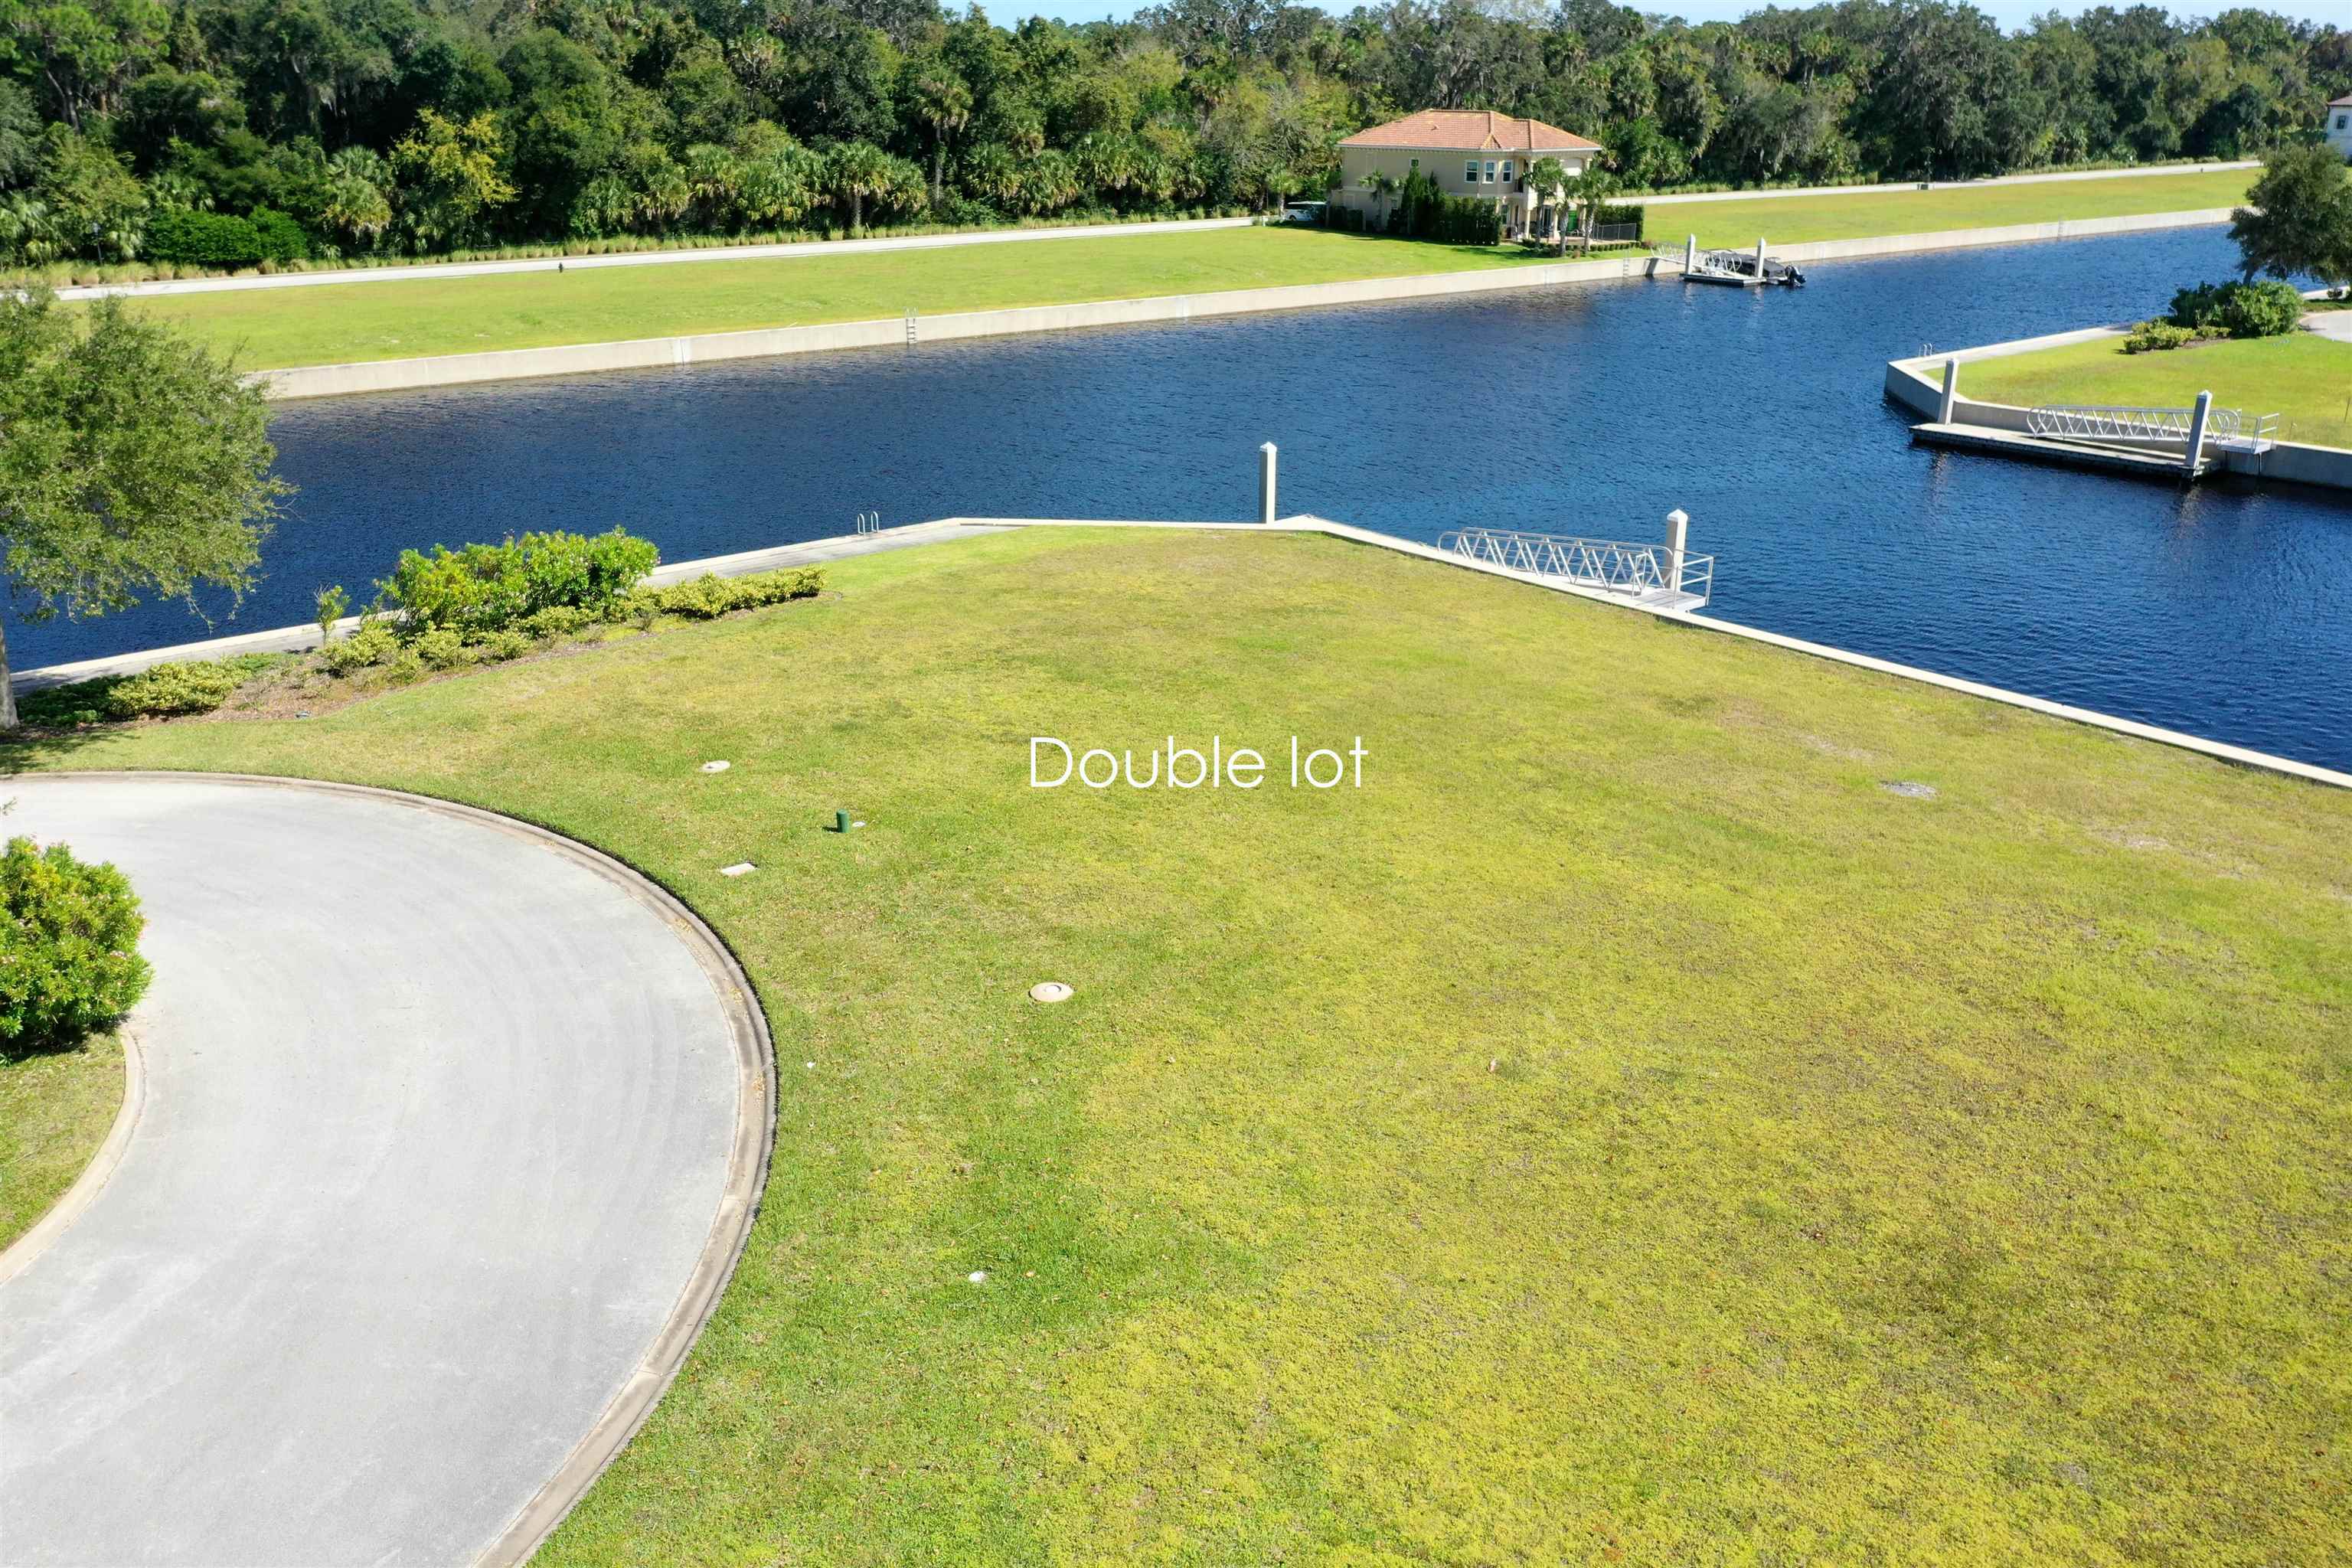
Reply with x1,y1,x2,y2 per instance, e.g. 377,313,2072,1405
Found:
1259,442,1279,524
1684,234,1696,273
1755,237,1766,280
2184,391,2213,478
1939,358,1959,423
1663,508,1689,590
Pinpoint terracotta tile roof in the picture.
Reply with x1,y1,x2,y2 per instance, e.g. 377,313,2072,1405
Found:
1340,110,1601,153
2331,92,2352,106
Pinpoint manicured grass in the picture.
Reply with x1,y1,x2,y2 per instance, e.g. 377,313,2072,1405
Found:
0,1033,123,1253
119,170,2253,373
126,227,1551,371
9,528,2348,1564
1668,167,2253,250
1965,331,2352,448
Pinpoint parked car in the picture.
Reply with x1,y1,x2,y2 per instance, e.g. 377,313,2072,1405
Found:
1281,202,1328,226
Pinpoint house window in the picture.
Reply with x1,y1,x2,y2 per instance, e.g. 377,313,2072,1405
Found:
1465,159,1478,185
1501,159,1514,185
1483,160,1498,183
2340,113,2350,129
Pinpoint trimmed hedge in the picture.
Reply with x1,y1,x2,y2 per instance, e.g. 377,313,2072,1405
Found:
144,208,310,268
18,655,282,726
626,567,826,619
0,837,152,1051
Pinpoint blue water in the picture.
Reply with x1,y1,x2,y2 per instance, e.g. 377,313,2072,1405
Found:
23,227,2352,769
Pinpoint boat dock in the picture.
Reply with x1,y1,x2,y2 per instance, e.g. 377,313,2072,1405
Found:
1909,422,2213,480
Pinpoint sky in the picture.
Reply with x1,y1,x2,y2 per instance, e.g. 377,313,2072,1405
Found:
1024,2,2348,34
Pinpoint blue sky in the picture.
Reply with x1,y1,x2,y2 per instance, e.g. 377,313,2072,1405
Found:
1025,2,2347,34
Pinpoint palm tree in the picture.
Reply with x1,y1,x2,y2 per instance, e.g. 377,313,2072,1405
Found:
908,56,973,211
1561,162,1622,255
1523,157,1572,250
1361,171,1399,231
825,142,894,234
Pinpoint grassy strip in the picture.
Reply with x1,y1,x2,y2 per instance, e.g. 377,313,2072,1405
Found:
1668,167,2251,247
1963,331,2352,449
0,1034,124,1253
8,527,2347,1564
119,170,2253,372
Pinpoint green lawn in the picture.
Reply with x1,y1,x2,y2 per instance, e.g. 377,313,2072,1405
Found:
1965,331,2352,449
120,169,2253,372
1664,167,2252,249
8,527,2347,1564
0,1033,123,1253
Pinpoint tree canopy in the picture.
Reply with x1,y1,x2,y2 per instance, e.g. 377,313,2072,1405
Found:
0,0,2348,270
0,289,286,724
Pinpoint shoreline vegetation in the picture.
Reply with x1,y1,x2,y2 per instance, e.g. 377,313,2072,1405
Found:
121,168,2255,373
10,526,2348,1563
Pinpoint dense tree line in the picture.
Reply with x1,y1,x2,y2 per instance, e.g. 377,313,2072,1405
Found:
2,0,2348,269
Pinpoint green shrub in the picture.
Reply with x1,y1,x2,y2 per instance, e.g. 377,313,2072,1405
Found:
247,207,312,263
0,837,152,1051
379,528,660,634
322,623,400,675
518,604,593,639
413,628,472,669
144,210,268,268
2124,318,2197,353
384,650,427,684
2220,279,2306,338
475,629,534,662
2167,279,2308,339
18,655,276,725
635,567,825,620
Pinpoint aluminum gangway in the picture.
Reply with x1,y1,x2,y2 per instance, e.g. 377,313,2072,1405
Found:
1435,527,1713,612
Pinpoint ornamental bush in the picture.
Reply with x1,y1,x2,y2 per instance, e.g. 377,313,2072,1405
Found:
0,838,152,1051
17,655,278,724
2167,279,2307,339
622,566,825,621
2124,318,2197,353
145,210,268,269
378,528,660,634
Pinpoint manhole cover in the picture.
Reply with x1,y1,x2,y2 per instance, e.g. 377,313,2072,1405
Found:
700,760,731,773
1029,982,1073,1003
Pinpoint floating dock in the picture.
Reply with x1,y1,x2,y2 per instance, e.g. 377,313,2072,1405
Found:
1910,422,2203,481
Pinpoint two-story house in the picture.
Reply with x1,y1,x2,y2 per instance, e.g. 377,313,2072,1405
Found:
2328,93,2352,160
1331,110,1604,237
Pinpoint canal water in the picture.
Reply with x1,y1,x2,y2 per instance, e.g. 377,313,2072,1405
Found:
26,227,2352,770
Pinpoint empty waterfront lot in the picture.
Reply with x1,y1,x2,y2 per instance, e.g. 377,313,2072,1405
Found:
1965,329,2352,449
115,168,2256,372
11,525,2346,1565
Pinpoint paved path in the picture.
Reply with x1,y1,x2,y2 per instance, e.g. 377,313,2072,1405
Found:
0,774,766,1566
57,217,1255,301
2302,308,2352,343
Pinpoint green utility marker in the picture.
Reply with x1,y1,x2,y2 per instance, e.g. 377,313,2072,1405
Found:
834,810,854,832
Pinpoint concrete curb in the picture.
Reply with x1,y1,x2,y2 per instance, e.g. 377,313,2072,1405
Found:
8,772,779,1566
0,1027,146,1289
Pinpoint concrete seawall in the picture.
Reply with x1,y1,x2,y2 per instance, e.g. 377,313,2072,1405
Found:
252,207,2233,401
1883,328,2352,492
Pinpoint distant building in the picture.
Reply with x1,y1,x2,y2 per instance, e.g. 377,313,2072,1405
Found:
1333,111,1602,238
2329,93,2352,159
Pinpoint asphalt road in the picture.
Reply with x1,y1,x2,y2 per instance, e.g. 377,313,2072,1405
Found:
0,775,756,1566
